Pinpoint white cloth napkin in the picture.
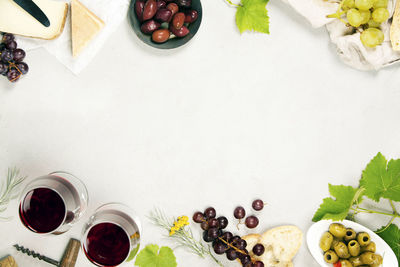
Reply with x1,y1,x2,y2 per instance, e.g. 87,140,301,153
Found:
282,0,400,70
18,0,129,75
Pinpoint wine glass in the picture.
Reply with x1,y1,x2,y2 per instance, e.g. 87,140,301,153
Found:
81,203,142,267
19,171,89,235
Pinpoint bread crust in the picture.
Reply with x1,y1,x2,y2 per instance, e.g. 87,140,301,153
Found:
242,225,303,267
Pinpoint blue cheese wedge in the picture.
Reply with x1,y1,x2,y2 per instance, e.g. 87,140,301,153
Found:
0,0,68,40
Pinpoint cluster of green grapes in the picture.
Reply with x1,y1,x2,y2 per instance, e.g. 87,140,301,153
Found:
330,0,390,48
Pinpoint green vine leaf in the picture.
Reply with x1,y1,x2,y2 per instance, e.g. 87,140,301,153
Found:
376,224,400,264
126,244,140,262
312,184,361,222
135,244,177,267
360,152,400,202
235,0,269,34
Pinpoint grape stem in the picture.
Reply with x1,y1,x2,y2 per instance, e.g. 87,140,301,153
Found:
223,0,241,8
217,237,247,256
236,220,242,231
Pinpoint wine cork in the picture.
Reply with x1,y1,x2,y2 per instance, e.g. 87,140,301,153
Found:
0,256,17,267
60,239,80,267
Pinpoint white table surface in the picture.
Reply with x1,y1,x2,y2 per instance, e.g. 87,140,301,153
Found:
1,0,400,266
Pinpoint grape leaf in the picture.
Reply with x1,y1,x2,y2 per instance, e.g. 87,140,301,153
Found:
312,184,361,222
135,244,177,267
376,224,400,264
126,244,140,262
236,0,269,34
360,152,400,202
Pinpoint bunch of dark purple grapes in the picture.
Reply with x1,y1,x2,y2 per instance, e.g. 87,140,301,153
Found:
192,199,267,267
0,33,29,82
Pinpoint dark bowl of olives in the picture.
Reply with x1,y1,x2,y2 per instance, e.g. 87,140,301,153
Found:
128,0,202,49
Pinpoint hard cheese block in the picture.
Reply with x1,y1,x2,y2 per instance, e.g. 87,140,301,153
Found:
391,0,400,51
71,0,104,58
0,0,68,40
0,256,17,267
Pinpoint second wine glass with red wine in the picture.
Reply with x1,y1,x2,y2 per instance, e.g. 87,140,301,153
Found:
82,203,141,267
19,171,89,235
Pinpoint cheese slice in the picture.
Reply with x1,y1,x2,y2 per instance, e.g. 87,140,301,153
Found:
71,0,104,58
0,0,68,40
391,0,400,50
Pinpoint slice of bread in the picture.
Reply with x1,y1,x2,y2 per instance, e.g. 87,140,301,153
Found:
242,226,303,267
0,0,68,40
391,0,400,51
71,0,104,58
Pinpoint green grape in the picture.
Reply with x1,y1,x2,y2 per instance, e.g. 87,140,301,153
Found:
342,0,355,10
360,28,384,47
347,8,364,27
372,8,390,23
373,0,388,8
355,0,374,10
360,10,371,24
368,19,381,27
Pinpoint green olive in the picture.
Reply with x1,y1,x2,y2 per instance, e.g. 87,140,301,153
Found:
344,228,357,242
357,232,371,246
331,237,342,249
324,250,339,263
370,254,383,267
334,241,350,259
340,259,354,267
361,242,376,253
320,232,334,252
329,223,347,238
360,252,376,264
348,240,361,257
350,256,364,266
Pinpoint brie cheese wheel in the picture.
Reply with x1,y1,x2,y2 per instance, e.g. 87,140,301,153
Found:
71,0,105,58
0,0,68,40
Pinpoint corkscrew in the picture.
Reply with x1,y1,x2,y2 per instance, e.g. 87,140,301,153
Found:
13,238,80,267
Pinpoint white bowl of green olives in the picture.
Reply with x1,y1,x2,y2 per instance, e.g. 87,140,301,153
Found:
306,220,398,267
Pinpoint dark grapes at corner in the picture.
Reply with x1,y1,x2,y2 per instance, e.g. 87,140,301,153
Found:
0,32,29,83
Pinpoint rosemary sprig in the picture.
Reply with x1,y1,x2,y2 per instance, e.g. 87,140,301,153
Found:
149,209,224,267
0,168,25,220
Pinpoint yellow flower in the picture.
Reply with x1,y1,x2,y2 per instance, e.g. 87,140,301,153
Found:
169,215,190,236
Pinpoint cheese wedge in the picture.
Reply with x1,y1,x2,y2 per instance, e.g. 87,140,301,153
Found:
391,0,400,50
0,255,17,267
71,0,104,58
0,0,68,40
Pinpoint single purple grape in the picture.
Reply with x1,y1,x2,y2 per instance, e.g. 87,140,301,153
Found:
1,49,13,62
16,62,29,74
2,33,15,43
6,40,17,50
7,68,20,82
13,49,26,62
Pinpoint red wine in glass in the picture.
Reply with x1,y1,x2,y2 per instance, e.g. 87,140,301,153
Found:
82,203,141,267
19,171,88,234
84,223,130,266
19,187,66,233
